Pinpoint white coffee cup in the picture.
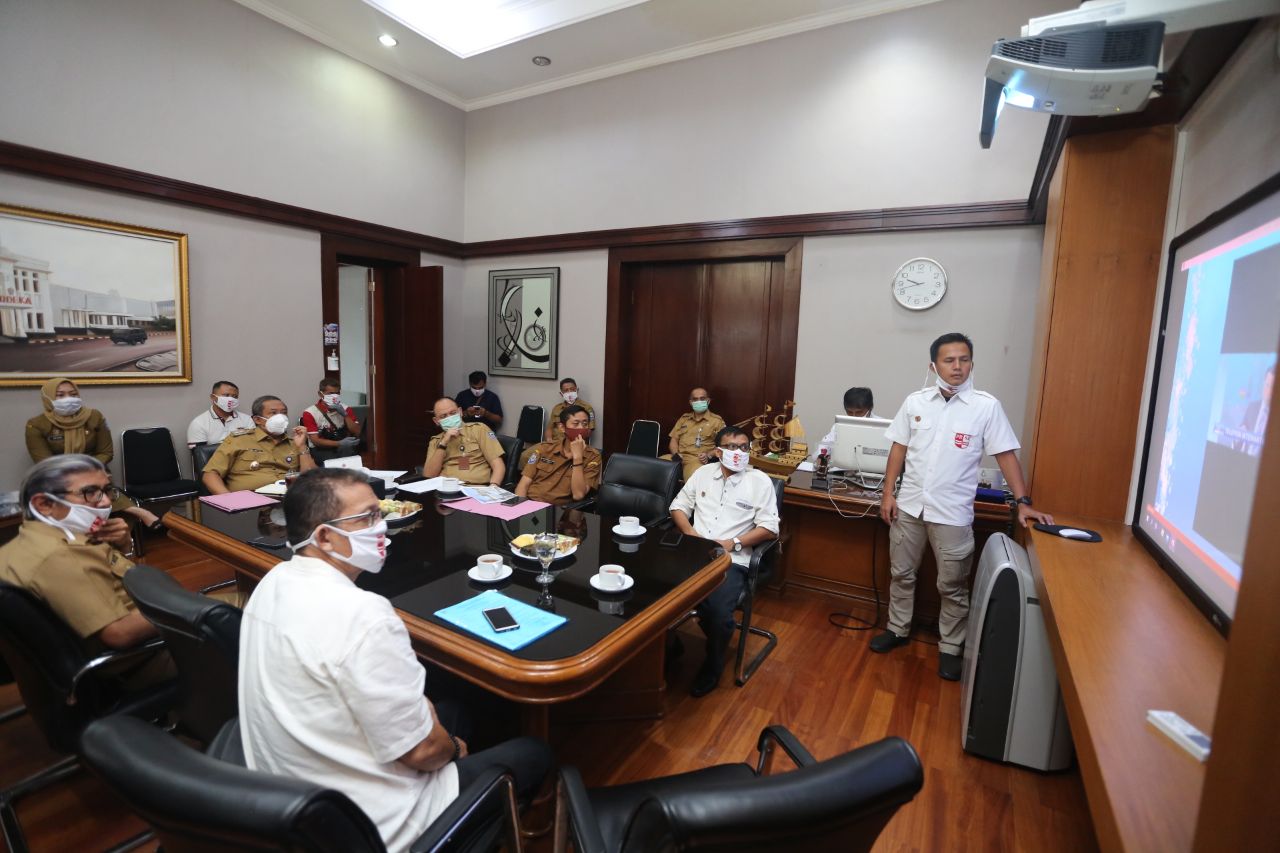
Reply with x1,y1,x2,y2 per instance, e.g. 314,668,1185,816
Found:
597,564,627,590
475,554,504,579
440,477,461,492
619,515,643,534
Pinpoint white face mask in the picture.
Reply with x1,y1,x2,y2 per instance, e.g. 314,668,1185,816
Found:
262,413,290,436
562,390,578,404
215,395,238,412
291,519,388,574
322,393,342,408
51,396,83,416
30,494,112,538
928,364,975,396
470,387,485,397
719,447,751,473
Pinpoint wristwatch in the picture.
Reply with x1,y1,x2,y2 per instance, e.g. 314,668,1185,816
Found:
1010,495,1033,507
732,537,743,552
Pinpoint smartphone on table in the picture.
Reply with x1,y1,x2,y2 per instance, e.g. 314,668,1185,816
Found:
482,606,520,633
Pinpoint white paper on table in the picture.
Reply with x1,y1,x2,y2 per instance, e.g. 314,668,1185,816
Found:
461,485,516,504
323,456,365,470
395,477,445,495
796,460,816,472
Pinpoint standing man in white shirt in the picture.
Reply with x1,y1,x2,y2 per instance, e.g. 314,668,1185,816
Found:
670,426,780,698
239,468,553,852
873,333,1053,681
186,379,254,446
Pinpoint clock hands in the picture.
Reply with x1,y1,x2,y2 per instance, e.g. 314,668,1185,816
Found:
900,279,927,289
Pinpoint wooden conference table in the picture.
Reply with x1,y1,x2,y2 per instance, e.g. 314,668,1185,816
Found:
165,497,728,734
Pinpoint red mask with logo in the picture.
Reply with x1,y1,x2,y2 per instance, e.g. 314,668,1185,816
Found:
564,427,591,443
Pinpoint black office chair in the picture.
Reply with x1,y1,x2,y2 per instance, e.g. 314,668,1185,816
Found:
80,714,525,853
0,582,175,853
553,726,923,853
496,433,525,490
122,427,201,507
516,405,545,446
191,442,220,495
123,565,242,744
593,454,681,527
625,420,662,458
731,477,787,686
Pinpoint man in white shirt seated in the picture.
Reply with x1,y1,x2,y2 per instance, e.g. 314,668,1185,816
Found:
239,468,553,852
873,333,1053,681
186,379,254,447
669,426,780,698
811,386,877,462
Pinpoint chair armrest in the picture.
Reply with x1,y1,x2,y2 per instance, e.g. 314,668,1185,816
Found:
754,725,817,774
746,536,780,585
561,498,596,513
198,578,237,595
409,766,519,853
556,766,608,853
69,636,167,705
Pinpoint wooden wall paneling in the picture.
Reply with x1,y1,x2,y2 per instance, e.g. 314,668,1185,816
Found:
1193,329,1280,850
1027,126,1175,521
704,260,774,427
382,265,443,467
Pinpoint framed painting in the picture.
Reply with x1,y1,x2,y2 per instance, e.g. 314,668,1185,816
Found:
488,267,559,379
0,202,191,386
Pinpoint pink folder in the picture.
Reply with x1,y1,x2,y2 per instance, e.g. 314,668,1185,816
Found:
199,491,278,512
448,498,549,520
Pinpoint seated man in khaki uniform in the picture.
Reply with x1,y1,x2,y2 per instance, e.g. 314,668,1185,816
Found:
422,397,506,486
662,386,726,480
0,454,173,687
203,395,315,494
544,377,596,442
516,405,602,505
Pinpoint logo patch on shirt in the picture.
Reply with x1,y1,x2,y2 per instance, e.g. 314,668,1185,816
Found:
954,432,973,449
528,452,539,464
735,500,754,510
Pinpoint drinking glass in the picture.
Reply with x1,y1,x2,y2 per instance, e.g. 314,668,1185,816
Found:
533,532,558,585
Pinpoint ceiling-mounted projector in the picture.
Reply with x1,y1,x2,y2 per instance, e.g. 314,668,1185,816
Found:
979,21,1164,148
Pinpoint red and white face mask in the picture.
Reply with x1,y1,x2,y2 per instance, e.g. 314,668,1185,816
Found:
719,447,751,473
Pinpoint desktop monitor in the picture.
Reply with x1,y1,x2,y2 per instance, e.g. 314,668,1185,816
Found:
1134,171,1280,633
831,415,894,479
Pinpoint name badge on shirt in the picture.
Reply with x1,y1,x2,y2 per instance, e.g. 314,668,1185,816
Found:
735,499,754,510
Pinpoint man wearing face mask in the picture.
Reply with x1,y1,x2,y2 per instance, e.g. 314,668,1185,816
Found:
422,397,506,486
669,426,780,697
517,405,602,504
202,395,314,494
873,332,1054,681
0,455,174,687
186,379,254,447
301,378,362,463
453,370,503,430
544,377,596,443
662,387,726,480
239,468,553,853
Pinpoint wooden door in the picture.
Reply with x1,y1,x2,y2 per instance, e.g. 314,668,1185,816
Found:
604,239,802,453
378,265,443,468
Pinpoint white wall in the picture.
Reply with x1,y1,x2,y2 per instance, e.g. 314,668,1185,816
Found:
0,172,322,488
463,0,1059,241
0,0,466,239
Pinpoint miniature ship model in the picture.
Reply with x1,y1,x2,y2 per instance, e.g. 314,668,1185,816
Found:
734,401,808,479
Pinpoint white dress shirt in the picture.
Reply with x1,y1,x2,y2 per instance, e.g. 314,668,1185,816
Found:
670,464,781,566
885,386,1019,526
239,556,458,853
186,407,254,445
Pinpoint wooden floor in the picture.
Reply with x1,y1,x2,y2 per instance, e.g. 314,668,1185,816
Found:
1,535,1098,852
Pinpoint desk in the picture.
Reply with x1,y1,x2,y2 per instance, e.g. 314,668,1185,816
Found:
1028,518,1225,853
165,499,728,732
780,471,1013,629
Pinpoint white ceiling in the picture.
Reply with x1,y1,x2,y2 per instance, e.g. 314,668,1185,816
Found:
232,0,945,110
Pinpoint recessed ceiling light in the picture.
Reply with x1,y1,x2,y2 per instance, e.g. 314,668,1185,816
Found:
378,34,398,47
532,56,551,66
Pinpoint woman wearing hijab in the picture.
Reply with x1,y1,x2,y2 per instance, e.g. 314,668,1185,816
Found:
24,377,161,529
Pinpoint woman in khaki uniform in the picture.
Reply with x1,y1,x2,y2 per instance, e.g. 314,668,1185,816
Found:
25,377,114,464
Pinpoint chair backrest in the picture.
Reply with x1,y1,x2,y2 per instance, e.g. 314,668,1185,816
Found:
594,454,681,527
123,565,242,743
626,420,662,458
80,715,387,853
495,434,524,489
192,442,220,486
0,582,116,754
516,405,544,445
123,427,183,487
620,737,924,853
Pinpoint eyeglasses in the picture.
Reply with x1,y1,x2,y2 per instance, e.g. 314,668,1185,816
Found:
54,485,120,503
323,508,382,530
719,442,750,451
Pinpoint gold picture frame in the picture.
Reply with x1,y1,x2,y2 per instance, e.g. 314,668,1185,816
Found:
0,202,191,386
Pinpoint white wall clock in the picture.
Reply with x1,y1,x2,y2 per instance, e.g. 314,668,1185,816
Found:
891,257,947,310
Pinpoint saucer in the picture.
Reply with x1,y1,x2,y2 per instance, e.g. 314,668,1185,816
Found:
590,573,634,593
612,524,645,538
467,565,512,583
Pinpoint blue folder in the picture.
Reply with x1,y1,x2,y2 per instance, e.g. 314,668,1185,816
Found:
433,589,567,652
